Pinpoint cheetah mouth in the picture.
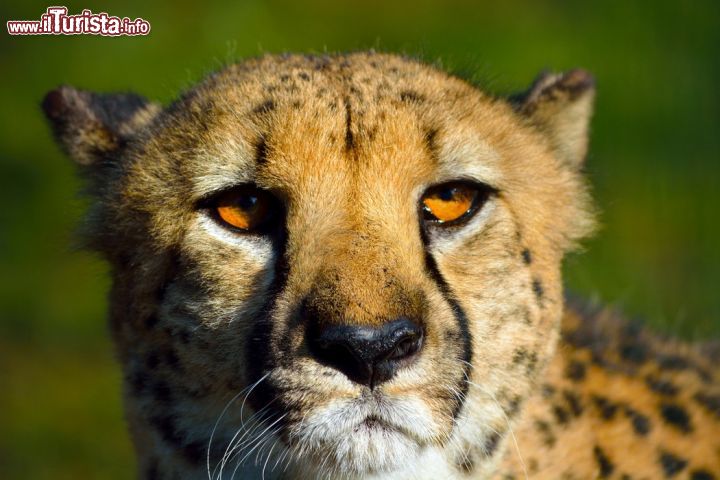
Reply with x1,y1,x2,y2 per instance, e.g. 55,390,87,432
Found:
290,406,425,475
357,415,392,431
283,393,438,472
347,414,414,441
294,402,428,443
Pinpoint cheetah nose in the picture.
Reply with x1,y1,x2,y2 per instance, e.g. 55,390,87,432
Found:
308,317,424,388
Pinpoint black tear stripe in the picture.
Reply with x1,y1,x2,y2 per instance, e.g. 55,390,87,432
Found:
243,221,290,434
420,229,473,420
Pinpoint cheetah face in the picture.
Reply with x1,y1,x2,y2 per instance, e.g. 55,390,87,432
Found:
43,53,594,477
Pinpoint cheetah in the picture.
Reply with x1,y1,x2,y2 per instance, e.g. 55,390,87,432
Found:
42,52,719,479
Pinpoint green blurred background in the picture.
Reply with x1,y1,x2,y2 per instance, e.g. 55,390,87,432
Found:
0,0,718,477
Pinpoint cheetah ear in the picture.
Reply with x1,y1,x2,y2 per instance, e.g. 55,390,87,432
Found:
512,69,595,168
42,86,161,166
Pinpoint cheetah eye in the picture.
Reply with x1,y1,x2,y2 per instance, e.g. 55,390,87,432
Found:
421,181,492,226
206,185,280,233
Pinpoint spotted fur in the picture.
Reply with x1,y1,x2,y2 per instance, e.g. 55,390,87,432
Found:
43,52,718,479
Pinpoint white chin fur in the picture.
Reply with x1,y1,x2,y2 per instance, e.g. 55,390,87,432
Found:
289,395,443,477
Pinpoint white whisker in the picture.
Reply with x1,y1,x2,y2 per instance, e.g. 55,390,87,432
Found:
207,373,269,480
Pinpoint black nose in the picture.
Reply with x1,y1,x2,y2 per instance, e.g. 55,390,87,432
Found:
308,317,423,388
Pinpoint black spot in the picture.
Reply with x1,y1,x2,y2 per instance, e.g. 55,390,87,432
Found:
145,352,160,369
693,392,720,419
624,406,651,436
593,445,615,478
532,279,544,301
646,376,679,396
565,360,586,382
658,355,689,370
512,348,528,365
522,307,533,325
505,395,522,417
177,329,191,344
149,414,207,466
150,414,181,447
298,72,310,81
163,349,181,371
525,351,538,374
534,419,556,447
291,100,301,109
127,369,149,394
313,58,330,71
145,314,159,329
456,454,474,474
349,85,363,99
280,74,290,82
180,441,205,465
150,380,173,403
144,459,159,480
659,451,687,477
552,404,569,425
691,470,716,480
592,395,619,420
541,384,556,398
619,340,648,363
521,249,532,264
696,367,713,383
660,403,693,433
253,99,275,115
399,90,425,103
483,431,502,457
563,390,583,417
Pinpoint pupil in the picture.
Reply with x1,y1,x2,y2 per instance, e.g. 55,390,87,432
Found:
238,195,258,209
438,188,455,201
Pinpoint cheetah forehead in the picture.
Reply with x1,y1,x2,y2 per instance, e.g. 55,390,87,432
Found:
151,53,510,189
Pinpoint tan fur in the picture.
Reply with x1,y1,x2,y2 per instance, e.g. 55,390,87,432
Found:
43,52,718,479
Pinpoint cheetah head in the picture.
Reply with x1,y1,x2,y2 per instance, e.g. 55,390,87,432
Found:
43,53,595,478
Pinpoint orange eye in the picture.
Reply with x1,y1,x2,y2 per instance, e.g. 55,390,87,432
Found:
212,186,276,232
422,182,487,225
